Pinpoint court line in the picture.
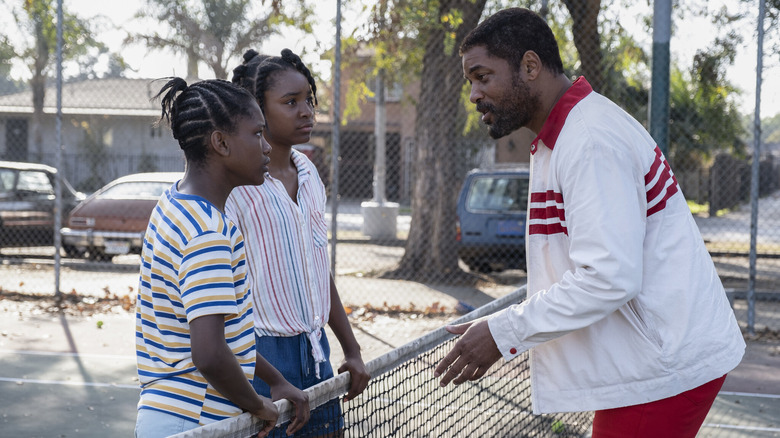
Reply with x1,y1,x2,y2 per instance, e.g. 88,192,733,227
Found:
0,376,138,389
719,391,780,399
0,348,135,360
702,423,780,433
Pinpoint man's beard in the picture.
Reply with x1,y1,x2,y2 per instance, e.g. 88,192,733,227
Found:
479,75,538,139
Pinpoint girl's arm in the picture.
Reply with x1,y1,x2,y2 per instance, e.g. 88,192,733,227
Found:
190,314,277,437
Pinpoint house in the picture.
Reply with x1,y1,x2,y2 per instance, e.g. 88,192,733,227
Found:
0,78,184,191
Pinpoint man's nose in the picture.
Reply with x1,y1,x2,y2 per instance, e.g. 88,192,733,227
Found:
469,85,482,104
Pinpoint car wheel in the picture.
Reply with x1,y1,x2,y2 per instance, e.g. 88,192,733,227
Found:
463,258,479,272
63,244,85,258
88,248,111,262
476,263,493,273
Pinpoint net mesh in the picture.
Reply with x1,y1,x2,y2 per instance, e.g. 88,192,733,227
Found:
170,287,594,438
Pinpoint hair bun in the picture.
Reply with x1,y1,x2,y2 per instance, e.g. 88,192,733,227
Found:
243,49,260,63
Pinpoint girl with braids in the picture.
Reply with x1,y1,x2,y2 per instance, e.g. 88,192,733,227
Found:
135,77,310,438
227,49,370,437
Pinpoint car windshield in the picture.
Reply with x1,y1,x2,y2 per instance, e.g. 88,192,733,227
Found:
466,176,529,213
0,169,15,194
100,181,172,199
18,170,53,194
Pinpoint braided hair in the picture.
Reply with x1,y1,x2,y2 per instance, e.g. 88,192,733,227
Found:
231,48,318,113
154,77,257,165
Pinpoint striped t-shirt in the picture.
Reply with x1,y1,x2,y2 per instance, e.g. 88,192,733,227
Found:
135,183,256,425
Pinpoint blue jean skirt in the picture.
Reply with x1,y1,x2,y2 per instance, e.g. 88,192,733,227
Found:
254,329,344,437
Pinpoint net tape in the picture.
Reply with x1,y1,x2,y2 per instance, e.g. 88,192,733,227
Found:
169,286,594,437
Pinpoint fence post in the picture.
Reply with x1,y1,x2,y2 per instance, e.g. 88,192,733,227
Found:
747,0,766,336
330,0,343,276
54,0,64,297
649,0,671,156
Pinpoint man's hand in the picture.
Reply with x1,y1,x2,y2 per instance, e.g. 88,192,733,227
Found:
269,381,310,436
338,354,370,402
434,320,503,387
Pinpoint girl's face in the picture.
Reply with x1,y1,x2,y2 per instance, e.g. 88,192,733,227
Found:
224,102,272,187
262,69,316,148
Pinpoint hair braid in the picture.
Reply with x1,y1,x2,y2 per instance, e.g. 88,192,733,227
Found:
153,77,256,165
231,48,318,112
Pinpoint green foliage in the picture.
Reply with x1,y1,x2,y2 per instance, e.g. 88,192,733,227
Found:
128,0,309,79
3,0,107,79
668,34,746,166
0,36,25,94
762,113,780,144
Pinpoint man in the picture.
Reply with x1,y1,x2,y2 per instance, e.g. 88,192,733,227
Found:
434,8,745,437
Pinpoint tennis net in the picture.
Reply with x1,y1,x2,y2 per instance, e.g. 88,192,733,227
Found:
170,286,594,437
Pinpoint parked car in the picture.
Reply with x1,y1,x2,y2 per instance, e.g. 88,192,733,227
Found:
0,160,85,252
456,165,530,273
61,172,182,261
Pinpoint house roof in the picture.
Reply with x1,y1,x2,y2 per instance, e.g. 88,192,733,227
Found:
0,77,175,117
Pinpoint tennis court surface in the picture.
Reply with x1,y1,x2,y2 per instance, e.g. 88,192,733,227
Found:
0,287,778,437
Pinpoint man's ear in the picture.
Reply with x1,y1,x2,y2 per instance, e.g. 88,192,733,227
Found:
522,51,542,80
209,130,231,157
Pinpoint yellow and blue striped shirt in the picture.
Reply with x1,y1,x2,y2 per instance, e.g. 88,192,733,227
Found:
135,183,256,425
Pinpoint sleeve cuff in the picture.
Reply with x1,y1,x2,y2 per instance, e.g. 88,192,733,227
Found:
488,308,529,361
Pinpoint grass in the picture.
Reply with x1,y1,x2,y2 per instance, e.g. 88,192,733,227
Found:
687,200,732,217
705,240,780,254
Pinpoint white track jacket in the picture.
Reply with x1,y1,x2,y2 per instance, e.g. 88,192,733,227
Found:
487,77,745,414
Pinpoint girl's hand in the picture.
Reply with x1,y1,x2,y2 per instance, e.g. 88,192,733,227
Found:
249,397,278,438
270,381,310,435
339,354,370,402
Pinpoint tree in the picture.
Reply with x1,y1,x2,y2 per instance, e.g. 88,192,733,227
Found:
393,0,488,281
2,0,106,160
561,0,603,91
668,35,746,167
0,35,25,95
127,0,313,79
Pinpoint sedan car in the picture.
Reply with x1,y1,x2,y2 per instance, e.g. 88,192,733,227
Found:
0,160,85,252
61,172,182,261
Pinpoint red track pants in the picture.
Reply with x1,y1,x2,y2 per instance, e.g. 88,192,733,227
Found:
592,374,727,438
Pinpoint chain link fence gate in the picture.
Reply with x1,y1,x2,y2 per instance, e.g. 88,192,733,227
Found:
0,0,777,338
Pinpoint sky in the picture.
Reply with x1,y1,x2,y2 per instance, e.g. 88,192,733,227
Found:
3,0,779,117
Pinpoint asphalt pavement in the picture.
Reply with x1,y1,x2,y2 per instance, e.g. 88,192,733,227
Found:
0,280,778,437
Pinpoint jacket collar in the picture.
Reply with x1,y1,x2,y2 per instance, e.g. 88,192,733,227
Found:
531,76,592,154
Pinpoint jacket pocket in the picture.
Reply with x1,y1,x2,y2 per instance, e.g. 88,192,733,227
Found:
625,299,664,351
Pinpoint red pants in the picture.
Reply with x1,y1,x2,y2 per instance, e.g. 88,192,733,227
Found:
592,374,726,438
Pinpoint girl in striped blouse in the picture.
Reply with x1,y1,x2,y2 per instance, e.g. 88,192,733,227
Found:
228,49,370,437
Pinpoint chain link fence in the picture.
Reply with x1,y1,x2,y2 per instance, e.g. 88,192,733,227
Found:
0,0,777,338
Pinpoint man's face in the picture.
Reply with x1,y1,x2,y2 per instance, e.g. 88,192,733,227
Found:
462,45,540,139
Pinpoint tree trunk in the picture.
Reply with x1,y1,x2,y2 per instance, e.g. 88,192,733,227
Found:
31,15,49,161
394,0,487,282
562,0,603,92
